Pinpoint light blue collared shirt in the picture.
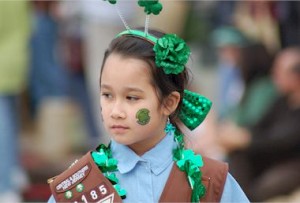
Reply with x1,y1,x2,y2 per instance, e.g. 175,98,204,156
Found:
48,133,249,203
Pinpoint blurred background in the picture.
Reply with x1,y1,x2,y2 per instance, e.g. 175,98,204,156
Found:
1,0,300,202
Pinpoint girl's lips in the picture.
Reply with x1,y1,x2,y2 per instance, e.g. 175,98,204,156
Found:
111,125,129,129
110,125,129,134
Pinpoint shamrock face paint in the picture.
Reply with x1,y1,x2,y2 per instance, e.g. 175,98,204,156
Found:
136,108,150,125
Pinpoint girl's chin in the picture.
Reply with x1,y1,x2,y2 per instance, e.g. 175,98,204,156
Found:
111,136,134,146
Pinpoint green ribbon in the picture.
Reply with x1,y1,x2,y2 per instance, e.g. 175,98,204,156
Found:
179,89,212,131
91,144,126,199
113,184,127,198
92,149,118,172
176,149,204,171
173,129,206,202
105,173,118,184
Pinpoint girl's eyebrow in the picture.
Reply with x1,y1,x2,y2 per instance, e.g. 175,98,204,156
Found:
125,87,144,93
101,84,144,93
100,84,112,90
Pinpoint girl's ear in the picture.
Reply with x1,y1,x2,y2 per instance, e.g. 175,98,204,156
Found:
162,91,181,116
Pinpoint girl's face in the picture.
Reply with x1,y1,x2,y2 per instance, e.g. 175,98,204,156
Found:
100,53,170,155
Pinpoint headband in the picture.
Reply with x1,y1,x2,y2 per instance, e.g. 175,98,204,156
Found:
116,30,158,44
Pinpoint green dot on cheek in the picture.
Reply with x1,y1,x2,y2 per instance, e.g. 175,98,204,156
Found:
136,108,150,125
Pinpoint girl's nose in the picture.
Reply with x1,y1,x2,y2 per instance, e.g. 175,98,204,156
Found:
110,103,126,119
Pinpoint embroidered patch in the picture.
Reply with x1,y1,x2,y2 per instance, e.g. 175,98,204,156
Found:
56,164,91,192
73,182,113,203
64,190,73,199
76,183,84,192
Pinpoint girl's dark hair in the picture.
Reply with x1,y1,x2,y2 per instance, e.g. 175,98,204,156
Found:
100,28,189,124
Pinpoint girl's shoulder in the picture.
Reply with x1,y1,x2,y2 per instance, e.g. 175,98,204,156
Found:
201,156,229,202
201,157,249,202
160,156,228,202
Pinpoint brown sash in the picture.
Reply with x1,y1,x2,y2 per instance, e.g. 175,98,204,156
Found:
49,153,227,203
48,151,122,203
159,157,228,202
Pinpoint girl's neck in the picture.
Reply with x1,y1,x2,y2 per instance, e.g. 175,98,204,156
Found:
129,133,167,156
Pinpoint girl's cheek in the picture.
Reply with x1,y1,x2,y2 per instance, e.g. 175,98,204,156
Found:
100,107,109,120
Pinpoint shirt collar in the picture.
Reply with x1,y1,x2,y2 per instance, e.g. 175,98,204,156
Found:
141,133,175,175
110,132,176,175
110,140,141,174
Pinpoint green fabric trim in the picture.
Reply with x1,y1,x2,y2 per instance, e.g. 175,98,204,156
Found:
116,30,158,44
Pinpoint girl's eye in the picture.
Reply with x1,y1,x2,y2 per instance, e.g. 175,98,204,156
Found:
101,93,112,99
126,96,139,101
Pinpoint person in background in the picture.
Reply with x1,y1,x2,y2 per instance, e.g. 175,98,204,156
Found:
218,47,300,201
233,1,281,54
0,1,31,202
228,43,279,128
29,1,69,116
211,26,249,121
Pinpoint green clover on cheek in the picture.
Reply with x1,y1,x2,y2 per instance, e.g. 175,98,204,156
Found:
136,108,150,125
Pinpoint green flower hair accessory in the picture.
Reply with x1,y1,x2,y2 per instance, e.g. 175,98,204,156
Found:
138,0,163,15
117,30,190,75
179,89,212,130
154,34,191,75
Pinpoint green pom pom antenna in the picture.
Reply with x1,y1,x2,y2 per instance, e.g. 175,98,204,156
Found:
104,0,162,15
179,89,212,130
105,0,117,5
138,0,163,15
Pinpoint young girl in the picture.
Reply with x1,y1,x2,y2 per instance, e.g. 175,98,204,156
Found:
47,27,249,202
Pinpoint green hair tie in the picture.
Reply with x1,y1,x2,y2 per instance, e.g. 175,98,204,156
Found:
179,89,212,130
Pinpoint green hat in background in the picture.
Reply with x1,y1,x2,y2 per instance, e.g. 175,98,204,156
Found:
211,26,249,48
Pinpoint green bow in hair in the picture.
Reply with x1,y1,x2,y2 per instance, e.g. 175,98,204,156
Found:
179,89,212,130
